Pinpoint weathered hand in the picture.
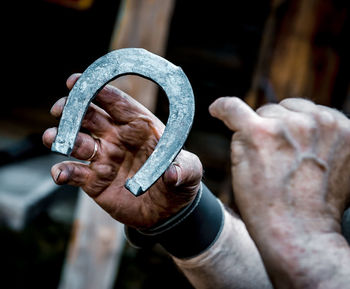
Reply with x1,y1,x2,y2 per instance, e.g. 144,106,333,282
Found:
43,74,202,229
210,97,350,288
210,97,350,230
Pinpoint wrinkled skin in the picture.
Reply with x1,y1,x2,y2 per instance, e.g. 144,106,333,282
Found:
43,74,202,229
210,97,350,289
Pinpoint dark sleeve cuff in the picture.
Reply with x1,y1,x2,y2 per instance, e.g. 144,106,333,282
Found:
125,183,224,259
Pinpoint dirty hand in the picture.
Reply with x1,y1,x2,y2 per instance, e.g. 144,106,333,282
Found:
43,74,202,229
210,97,350,288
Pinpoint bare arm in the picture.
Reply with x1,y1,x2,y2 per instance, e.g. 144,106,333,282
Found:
173,208,272,289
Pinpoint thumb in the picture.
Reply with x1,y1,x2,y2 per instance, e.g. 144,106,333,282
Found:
209,97,261,132
163,150,202,190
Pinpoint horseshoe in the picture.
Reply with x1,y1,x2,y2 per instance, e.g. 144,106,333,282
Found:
51,48,195,196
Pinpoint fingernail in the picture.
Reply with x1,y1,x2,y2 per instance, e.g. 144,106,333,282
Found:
54,169,62,182
163,164,181,186
174,165,182,186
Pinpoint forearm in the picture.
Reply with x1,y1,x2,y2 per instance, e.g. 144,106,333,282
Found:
173,209,272,289
250,224,350,289
126,184,272,289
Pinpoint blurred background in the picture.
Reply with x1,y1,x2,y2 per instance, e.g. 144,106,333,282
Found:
0,0,349,288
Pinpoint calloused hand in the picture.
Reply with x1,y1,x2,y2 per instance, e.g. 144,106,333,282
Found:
210,97,350,289
43,74,202,229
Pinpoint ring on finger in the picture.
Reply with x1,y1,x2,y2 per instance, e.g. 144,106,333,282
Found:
86,138,98,161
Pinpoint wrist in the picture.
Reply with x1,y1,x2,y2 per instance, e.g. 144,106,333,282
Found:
125,182,224,259
248,216,349,289
267,233,350,289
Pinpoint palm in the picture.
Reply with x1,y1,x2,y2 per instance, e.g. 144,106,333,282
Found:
85,120,174,228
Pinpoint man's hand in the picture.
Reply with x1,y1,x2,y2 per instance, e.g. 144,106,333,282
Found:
210,97,350,288
43,74,202,229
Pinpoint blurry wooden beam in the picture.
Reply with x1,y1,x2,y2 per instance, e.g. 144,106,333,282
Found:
59,1,175,289
109,0,176,112
44,0,95,10
58,191,125,289
246,0,347,108
245,0,281,108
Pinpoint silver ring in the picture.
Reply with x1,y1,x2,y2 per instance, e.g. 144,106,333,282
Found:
86,139,98,161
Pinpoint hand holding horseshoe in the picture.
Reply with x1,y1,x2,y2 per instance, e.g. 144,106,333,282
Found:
43,73,202,229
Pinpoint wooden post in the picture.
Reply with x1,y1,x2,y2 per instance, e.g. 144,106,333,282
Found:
246,0,347,108
59,1,175,288
109,0,175,111
58,191,125,289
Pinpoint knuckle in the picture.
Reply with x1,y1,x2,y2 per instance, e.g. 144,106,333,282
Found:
184,150,201,165
130,117,152,134
338,120,350,140
94,163,115,179
256,104,276,114
315,109,337,128
220,97,239,112
221,98,233,113
343,128,350,144
279,98,296,107
280,97,314,106
119,116,154,147
191,153,203,175
292,115,317,135
248,120,285,146
43,127,57,144
73,134,84,150
252,119,283,136
83,106,97,125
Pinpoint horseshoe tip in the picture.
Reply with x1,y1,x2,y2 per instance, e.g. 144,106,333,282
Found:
125,178,144,196
51,141,72,156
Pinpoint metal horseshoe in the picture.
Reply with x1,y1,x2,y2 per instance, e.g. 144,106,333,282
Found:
51,48,195,196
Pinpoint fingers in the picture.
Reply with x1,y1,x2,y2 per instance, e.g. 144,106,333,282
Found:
209,97,262,132
316,105,349,123
280,98,348,127
50,97,67,117
43,127,100,161
67,73,159,125
51,160,117,198
94,85,148,123
66,73,80,89
163,150,203,189
51,97,115,137
256,103,290,118
279,98,316,113
51,161,92,186
279,98,346,123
